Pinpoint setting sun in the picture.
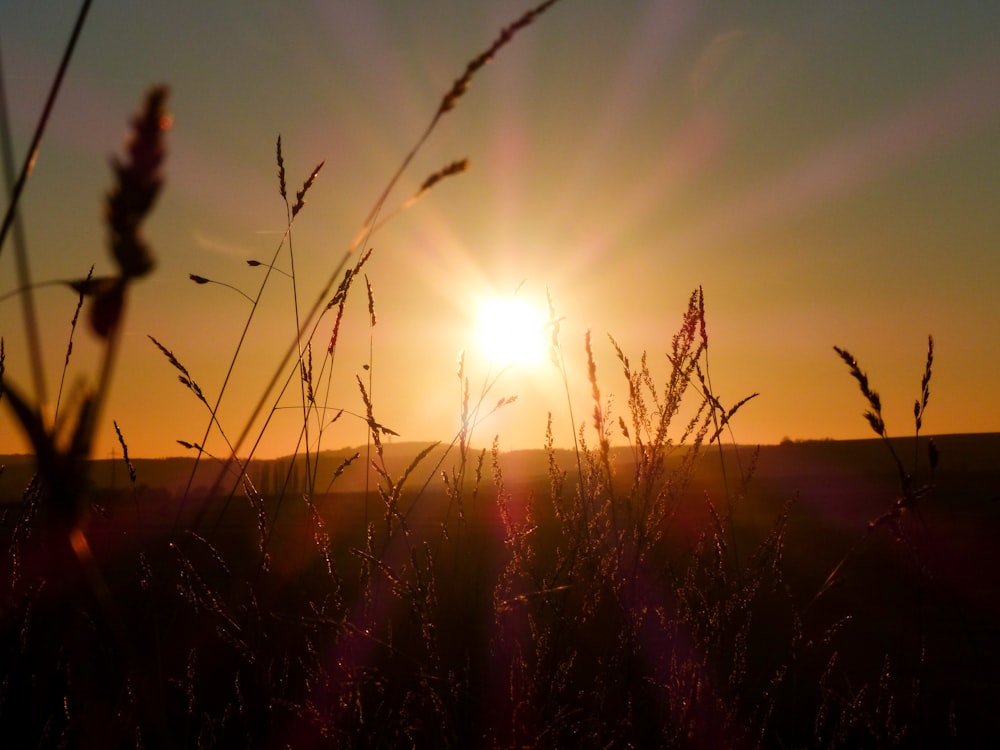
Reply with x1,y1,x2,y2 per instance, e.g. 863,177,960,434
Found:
475,295,548,368
1,2,997,745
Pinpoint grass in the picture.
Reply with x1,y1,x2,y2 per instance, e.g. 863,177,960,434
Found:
0,2,993,747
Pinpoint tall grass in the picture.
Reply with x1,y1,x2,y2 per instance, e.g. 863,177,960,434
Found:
0,2,980,747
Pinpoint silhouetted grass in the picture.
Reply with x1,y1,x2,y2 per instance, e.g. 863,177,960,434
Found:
0,2,990,747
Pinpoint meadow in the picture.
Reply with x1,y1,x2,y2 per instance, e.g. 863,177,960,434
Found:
2,2,999,746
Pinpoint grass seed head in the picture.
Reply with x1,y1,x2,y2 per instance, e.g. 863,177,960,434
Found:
291,160,324,217
105,85,170,281
418,158,469,194
276,134,287,200
438,0,562,115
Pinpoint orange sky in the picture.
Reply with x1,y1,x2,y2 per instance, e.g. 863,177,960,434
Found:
1,1,998,460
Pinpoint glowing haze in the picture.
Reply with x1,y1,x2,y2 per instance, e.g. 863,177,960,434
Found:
1,1,998,459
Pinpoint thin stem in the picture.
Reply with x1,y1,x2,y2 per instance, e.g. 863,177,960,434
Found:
53,266,92,425
177,223,293,516
284,179,314,498
189,275,255,304
0,0,93,257
700,352,740,567
197,0,566,526
0,12,92,417
0,278,78,305
558,343,585,504
0,35,63,408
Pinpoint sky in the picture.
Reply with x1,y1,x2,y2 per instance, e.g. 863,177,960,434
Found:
1,1,998,460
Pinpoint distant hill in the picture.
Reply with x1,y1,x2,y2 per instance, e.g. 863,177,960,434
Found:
2,433,998,504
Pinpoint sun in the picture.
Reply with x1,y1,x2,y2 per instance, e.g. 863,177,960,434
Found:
475,295,548,368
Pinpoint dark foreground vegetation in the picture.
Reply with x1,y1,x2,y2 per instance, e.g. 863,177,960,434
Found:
2,431,998,748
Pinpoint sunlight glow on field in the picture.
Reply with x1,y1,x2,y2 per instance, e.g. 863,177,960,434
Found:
475,296,548,368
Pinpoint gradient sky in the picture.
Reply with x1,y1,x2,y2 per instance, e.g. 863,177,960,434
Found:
1,1,998,460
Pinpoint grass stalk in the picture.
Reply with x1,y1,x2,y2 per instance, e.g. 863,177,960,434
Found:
194,0,566,517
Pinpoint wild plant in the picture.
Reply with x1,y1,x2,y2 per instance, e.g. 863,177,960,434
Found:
834,338,937,526
1,84,171,747
790,336,941,746
1,2,566,745
1,1,979,746
805,338,937,611
2,86,167,526
488,286,791,747
168,0,565,525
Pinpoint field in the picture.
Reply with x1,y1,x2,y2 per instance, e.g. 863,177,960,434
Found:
2,435,998,747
